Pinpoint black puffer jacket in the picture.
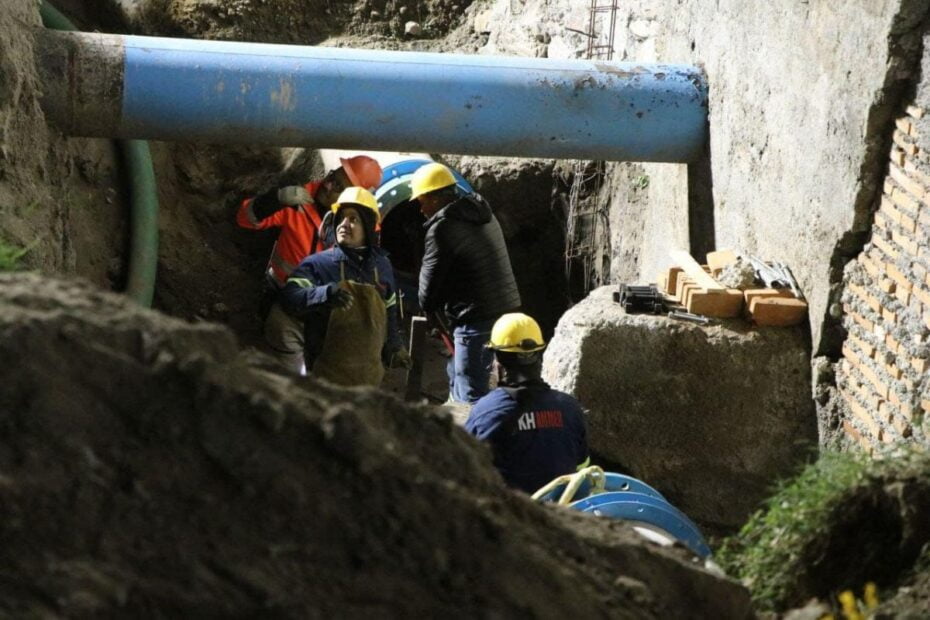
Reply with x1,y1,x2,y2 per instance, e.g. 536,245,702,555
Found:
419,193,521,325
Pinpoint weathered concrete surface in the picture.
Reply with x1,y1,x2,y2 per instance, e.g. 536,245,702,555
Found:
472,0,930,360
543,287,817,529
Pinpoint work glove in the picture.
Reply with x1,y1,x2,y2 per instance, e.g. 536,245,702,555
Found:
277,185,312,206
327,284,354,310
388,347,412,369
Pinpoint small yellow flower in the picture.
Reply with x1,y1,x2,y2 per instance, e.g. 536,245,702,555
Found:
838,590,862,620
863,582,879,610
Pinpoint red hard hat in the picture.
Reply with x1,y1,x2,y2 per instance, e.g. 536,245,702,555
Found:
340,155,383,191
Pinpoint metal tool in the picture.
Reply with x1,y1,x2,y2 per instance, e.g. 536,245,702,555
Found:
668,310,712,325
778,263,804,299
746,254,790,289
614,284,666,314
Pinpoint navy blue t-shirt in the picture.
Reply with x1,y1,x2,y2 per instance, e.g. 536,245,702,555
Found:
465,384,588,493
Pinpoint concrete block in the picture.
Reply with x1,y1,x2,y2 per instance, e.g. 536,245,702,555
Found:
686,288,743,318
749,296,808,327
661,267,683,296
706,249,738,272
542,287,815,529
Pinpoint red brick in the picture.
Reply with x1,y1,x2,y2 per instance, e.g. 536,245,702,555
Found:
884,361,903,381
858,361,890,400
849,333,875,358
913,285,930,307
882,307,898,324
885,333,901,354
895,286,911,305
880,196,901,224
891,186,920,214
887,263,913,291
847,394,882,438
850,311,875,333
859,254,881,278
895,117,914,136
893,130,919,156
872,235,900,261
891,147,906,167
890,163,926,202
891,415,912,438
912,357,929,374
892,229,919,256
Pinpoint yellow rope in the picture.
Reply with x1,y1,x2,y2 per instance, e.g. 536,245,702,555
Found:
531,465,607,505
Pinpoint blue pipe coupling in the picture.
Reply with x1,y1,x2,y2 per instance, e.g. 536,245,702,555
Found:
37,30,708,162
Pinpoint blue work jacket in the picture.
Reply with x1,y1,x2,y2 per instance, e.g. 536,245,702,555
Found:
465,380,589,493
280,244,402,369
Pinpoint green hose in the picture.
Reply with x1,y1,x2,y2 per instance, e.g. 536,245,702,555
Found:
40,2,159,307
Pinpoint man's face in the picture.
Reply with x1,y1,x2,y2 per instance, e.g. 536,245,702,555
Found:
335,206,366,248
316,168,350,206
416,192,444,219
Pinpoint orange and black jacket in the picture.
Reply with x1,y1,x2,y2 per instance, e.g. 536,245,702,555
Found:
237,181,327,287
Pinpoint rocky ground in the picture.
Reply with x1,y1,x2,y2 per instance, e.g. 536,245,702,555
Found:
0,272,752,617
6,0,930,615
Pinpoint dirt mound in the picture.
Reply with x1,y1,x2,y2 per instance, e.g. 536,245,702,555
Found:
125,0,475,43
0,272,751,617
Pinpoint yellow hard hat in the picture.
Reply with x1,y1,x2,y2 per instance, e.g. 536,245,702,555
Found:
331,186,381,224
488,313,546,353
410,163,456,200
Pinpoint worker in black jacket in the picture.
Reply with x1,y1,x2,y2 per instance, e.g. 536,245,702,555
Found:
410,163,521,404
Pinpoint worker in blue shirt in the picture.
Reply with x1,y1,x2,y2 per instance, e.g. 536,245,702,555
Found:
465,313,589,493
281,187,410,386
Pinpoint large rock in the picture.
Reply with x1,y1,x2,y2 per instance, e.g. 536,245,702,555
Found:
543,287,817,529
0,273,752,617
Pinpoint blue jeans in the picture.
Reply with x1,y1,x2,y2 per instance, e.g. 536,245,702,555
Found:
448,319,496,404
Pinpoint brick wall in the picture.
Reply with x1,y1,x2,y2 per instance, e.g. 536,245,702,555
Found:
838,104,930,453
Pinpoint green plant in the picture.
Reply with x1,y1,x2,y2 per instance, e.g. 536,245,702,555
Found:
717,448,930,611
717,452,869,609
0,238,34,271
633,174,650,190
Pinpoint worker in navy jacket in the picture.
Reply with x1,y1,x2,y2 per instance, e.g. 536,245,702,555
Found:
465,313,589,493
281,187,409,386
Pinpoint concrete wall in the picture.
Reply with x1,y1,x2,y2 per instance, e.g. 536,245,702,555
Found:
473,0,930,452
476,0,927,354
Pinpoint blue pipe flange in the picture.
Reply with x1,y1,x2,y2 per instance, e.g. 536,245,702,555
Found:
376,159,473,217
571,491,712,558
535,472,667,504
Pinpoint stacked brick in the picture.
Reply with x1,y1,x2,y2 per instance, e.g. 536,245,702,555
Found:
838,104,930,453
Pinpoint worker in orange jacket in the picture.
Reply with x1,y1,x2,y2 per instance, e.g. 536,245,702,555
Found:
237,155,383,373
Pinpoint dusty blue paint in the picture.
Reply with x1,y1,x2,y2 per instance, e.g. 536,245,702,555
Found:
119,35,707,162
375,159,473,217
571,491,712,558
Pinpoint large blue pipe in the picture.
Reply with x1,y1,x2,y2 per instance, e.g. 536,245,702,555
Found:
37,31,708,162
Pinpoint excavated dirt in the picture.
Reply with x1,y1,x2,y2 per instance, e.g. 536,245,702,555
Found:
0,272,753,617
123,0,476,43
